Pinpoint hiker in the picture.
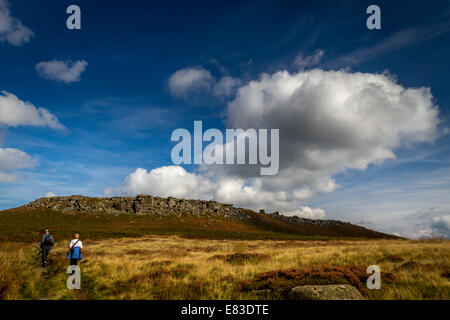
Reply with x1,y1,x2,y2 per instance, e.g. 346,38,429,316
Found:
67,233,83,266
40,229,54,267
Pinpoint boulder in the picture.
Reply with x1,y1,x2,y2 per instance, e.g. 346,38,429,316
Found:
288,285,364,300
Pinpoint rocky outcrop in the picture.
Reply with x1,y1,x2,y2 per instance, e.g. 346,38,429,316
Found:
288,285,364,300
24,195,398,238
268,212,353,227
25,195,245,219
264,211,399,238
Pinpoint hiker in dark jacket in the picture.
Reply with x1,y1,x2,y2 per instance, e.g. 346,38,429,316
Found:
40,229,54,267
67,233,83,266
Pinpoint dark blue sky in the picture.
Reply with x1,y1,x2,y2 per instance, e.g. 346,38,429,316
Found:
0,0,449,238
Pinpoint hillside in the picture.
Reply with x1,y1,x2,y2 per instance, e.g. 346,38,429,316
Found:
0,195,399,242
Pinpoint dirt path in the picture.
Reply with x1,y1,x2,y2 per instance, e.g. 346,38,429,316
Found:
32,260,88,300
72,261,89,300
33,265,51,300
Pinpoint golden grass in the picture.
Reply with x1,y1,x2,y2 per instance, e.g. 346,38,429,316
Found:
1,237,449,300
0,243,39,299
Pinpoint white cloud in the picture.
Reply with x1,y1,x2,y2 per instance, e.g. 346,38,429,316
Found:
213,177,291,210
282,206,326,219
168,67,214,97
0,171,18,182
0,91,63,182
35,60,88,84
0,91,64,129
227,69,438,172
367,205,450,239
405,228,434,239
331,21,450,67
294,49,324,69
393,220,450,240
216,69,439,209
169,67,240,98
105,166,215,200
0,0,34,46
110,68,440,219
45,191,56,198
213,76,240,97
431,215,450,238
106,166,326,215
0,147,37,182
0,147,36,171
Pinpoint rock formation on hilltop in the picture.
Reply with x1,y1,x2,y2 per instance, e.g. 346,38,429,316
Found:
22,195,398,239
25,195,244,219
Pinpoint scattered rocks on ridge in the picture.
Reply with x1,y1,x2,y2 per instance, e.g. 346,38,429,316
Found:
268,211,359,228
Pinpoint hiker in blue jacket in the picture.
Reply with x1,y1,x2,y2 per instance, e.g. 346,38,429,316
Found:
40,229,54,267
67,233,83,266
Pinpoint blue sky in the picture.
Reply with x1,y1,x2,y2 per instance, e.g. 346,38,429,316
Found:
0,0,449,238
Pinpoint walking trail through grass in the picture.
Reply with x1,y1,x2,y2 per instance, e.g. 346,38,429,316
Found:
32,266,50,300
1,237,449,300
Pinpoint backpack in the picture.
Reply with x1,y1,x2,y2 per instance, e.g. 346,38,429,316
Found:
67,247,82,260
43,234,54,246
67,239,80,259
66,239,81,260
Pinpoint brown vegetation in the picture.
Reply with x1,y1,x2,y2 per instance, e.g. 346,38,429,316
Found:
1,236,448,300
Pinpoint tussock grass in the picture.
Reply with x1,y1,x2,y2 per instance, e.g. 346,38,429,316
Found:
1,237,448,300
27,237,450,299
210,253,269,265
0,243,38,300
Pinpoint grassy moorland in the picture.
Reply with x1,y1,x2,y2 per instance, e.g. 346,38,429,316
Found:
0,236,449,300
0,206,446,300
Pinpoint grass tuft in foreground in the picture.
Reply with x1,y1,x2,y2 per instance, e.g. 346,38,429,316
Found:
0,243,39,299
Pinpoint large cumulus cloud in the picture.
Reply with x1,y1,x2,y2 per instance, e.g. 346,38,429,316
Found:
108,69,440,216
227,69,438,173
